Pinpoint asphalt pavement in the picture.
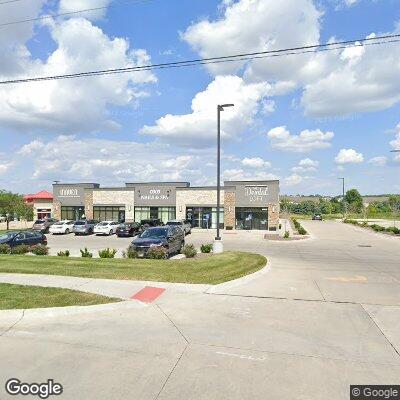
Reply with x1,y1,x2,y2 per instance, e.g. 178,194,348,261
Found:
0,220,399,399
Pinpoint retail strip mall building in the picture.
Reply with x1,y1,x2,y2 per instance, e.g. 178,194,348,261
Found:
53,180,280,231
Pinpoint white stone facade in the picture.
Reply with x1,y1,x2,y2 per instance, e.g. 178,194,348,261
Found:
93,190,135,221
176,189,225,219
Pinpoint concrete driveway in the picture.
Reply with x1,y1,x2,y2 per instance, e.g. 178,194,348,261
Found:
1,220,400,399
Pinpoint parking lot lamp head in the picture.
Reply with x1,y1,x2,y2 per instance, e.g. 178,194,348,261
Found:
215,103,235,254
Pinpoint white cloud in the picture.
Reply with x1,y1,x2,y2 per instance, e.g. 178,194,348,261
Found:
292,158,319,172
223,168,278,181
368,156,387,167
0,17,156,133
335,148,364,165
0,163,10,174
59,0,112,21
241,157,271,168
390,124,400,150
182,0,322,85
284,174,304,186
267,126,334,153
140,75,271,147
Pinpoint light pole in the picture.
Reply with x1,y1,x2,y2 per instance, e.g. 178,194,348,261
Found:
338,177,345,220
214,103,234,254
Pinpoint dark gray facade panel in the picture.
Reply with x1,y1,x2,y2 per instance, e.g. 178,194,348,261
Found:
134,184,178,206
53,183,99,206
228,180,280,207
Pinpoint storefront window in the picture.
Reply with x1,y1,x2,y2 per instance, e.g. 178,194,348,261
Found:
61,206,85,221
93,206,125,222
134,207,176,224
235,207,268,230
186,207,224,229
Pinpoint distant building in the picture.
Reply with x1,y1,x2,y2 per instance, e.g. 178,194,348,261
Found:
24,191,54,220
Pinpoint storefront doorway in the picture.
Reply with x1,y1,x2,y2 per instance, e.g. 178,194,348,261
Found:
186,207,224,229
134,206,176,224
61,206,85,221
235,207,268,230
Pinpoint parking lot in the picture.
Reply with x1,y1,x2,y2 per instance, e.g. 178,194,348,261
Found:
1,220,400,399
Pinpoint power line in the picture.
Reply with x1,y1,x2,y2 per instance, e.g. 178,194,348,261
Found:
0,0,26,4
0,0,155,28
0,33,399,85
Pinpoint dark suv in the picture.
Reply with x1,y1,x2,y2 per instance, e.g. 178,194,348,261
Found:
116,222,142,237
130,226,184,258
73,220,98,235
140,219,163,230
0,231,47,248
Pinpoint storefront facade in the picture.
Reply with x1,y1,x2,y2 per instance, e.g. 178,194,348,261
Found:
53,180,280,231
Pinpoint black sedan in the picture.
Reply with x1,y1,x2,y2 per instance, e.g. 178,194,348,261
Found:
0,231,47,248
116,222,142,237
130,226,184,258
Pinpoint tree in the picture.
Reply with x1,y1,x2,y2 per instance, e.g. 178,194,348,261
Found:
0,190,32,230
344,189,363,214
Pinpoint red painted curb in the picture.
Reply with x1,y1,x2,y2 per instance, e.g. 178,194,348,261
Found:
131,286,166,303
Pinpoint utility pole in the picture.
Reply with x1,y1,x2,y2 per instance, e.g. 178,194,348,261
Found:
338,177,345,220
214,103,234,254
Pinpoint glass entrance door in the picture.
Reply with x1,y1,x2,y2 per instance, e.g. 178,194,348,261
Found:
235,208,268,230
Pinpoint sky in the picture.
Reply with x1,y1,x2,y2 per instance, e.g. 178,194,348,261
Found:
0,0,399,196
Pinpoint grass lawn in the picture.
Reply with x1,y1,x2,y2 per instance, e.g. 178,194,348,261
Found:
0,251,266,285
0,283,120,310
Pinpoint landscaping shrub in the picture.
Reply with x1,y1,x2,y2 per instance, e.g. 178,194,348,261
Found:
98,248,117,259
386,226,400,235
10,245,31,255
80,248,93,258
343,219,359,225
57,250,70,257
182,244,197,258
370,224,385,232
29,244,49,256
0,244,10,254
124,247,138,259
283,231,290,239
147,247,168,259
292,218,308,235
200,244,213,254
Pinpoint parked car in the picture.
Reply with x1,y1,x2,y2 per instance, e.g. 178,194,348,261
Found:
312,214,323,221
32,218,58,233
130,226,185,258
166,219,192,235
73,220,98,235
49,220,75,235
0,231,47,248
94,221,120,236
116,222,142,237
140,219,163,230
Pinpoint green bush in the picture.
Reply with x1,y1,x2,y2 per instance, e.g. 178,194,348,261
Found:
292,218,308,235
0,244,10,254
10,245,30,255
182,244,197,258
80,248,93,258
283,231,290,239
29,244,49,256
98,248,117,259
298,227,308,235
200,244,213,253
57,250,70,257
384,226,400,234
124,247,139,259
370,224,385,232
343,219,359,225
147,246,168,259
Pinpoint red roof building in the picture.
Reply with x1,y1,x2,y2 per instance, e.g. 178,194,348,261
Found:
24,191,54,220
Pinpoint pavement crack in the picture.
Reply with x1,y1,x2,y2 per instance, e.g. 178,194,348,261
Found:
361,304,400,358
156,304,189,344
0,309,25,337
155,344,188,400
314,280,326,301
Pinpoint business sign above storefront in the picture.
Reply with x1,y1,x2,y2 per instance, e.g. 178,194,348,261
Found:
232,181,279,207
134,184,177,206
53,183,99,206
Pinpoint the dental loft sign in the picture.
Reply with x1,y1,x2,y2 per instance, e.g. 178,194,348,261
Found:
245,186,269,203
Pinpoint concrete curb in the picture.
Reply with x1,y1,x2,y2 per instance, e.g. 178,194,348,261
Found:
206,258,271,294
0,300,144,320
